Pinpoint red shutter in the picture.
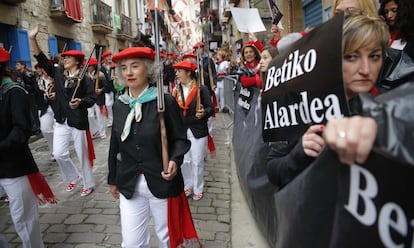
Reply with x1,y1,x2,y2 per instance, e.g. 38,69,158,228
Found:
64,0,83,23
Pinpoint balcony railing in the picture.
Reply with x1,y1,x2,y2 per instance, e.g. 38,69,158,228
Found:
2,0,26,4
116,14,133,41
91,0,113,34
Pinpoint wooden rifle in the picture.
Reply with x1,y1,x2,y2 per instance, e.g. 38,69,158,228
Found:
196,43,203,111
58,43,67,66
95,47,103,91
71,46,96,100
154,4,169,173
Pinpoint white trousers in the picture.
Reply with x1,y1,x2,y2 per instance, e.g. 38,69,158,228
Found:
53,122,95,189
215,80,225,110
88,104,106,136
120,175,169,248
182,129,207,194
105,92,114,125
0,176,44,248
39,106,55,154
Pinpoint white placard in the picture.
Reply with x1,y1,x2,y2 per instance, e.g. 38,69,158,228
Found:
230,7,267,33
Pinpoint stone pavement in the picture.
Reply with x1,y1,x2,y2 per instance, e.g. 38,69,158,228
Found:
0,113,268,248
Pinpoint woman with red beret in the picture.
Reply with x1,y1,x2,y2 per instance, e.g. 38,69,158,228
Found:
30,24,97,197
0,47,57,247
172,60,214,201
108,47,199,247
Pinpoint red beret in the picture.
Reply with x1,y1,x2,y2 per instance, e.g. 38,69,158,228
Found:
112,47,155,62
193,42,205,49
182,54,197,61
166,52,173,56
160,52,165,58
88,58,98,66
102,51,112,58
0,47,10,63
173,61,197,71
61,50,85,60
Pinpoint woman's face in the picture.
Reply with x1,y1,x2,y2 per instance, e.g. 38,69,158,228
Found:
342,40,383,99
175,69,191,84
335,0,360,14
120,58,149,91
384,1,398,27
243,47,256,63
63,56,78,71
259,50,273,72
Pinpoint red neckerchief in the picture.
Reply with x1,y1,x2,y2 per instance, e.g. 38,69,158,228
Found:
173,80,198,117
244,60,258,69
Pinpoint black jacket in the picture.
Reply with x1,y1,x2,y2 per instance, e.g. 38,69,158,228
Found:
0,80,39,178
178,84,214,138
200,55,217,95
108,92,190,199
35,52,96,130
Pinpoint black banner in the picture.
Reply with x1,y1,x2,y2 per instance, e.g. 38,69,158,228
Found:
261,13,349,143
272,148,414,248
267,0,283,25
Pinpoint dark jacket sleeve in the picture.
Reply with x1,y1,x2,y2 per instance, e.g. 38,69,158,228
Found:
79,76,97,108
108,122,120,185
184,86,213,125
164,94,191,166
266,140,315,188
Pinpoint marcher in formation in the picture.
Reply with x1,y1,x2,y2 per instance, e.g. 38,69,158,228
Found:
30,23,97,197
107,47,200,247
0,47,57,248
172,60,214,200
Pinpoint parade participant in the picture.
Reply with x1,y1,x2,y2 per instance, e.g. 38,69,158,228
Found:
86,57,109,139
193,43,217,158
30,23,97,197
108,47,199,247
101,51,114,127
163,52,175,93
193,42,217,96
266,14,390,187
0,47,57,248
172,60,214,200
15,60,41,135
35,63,56,160
215,49,230,112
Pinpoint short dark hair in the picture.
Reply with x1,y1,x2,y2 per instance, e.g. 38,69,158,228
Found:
16,60,26,67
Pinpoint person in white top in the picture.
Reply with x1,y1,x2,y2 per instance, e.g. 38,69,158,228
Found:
214,49,230,112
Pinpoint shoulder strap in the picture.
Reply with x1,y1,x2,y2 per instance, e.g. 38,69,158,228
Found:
0,82,27,100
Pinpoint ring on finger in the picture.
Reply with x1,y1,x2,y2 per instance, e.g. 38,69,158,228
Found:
338,131,346,139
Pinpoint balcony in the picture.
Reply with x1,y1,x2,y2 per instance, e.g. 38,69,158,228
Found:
50,0,82,24
91,0,113,34
116,14,133,41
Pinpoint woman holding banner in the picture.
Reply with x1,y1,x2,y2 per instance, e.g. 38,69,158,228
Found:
266,14,391,187
107,47,199,247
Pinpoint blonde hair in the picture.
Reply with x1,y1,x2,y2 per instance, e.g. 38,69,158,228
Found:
342,14,390,57
217,49,227,60
330,0,379,18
